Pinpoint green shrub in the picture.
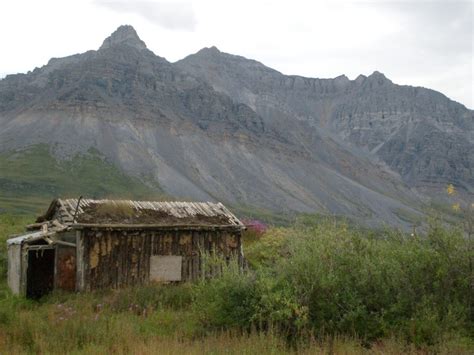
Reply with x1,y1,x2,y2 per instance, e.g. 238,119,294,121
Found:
193,258,307,336
193,261,258,329
281,220,472,344
194,218,473,346
243,227,291,269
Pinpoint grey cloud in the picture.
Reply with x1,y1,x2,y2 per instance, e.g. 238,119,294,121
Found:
360,1,473,107
373,1,473,55
95,1,196,31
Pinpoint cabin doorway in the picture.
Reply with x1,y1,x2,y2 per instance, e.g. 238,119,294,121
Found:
26,248,55,299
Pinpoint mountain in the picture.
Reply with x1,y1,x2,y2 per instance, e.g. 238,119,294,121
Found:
176,47,474,197
0,25,471,226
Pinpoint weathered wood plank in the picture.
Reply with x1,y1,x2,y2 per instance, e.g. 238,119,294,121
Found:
79,226,242,290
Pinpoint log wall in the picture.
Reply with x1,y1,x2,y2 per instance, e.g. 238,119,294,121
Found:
80,228,242,291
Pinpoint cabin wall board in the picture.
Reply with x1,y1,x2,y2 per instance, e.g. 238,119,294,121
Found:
7,244,21,295
76,231,85,291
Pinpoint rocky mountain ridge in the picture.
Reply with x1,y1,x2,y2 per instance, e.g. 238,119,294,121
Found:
1,25,471,226
177,47,473,195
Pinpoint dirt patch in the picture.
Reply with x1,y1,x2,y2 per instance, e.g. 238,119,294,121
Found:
76,203,233,226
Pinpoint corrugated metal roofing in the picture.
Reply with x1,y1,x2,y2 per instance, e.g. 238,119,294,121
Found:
43,198,244,227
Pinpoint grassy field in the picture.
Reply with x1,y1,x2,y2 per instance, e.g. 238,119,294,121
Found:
0,214,473,354
0,145,164,215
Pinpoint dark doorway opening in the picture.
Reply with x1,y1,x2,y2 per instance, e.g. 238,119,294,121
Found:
26,248,55,299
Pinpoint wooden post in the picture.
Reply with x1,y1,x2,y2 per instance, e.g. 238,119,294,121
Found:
20,247,28,297
75,230,85,292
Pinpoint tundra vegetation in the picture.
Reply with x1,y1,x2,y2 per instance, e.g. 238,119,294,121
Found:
0,213,473,354
0,146,164,215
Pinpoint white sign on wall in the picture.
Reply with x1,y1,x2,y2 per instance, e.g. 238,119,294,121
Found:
150,255,182,282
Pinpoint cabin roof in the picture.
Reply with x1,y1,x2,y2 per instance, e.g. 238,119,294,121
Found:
37,198,245,228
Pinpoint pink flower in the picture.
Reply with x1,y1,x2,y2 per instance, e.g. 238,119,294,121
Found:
243,219,267,234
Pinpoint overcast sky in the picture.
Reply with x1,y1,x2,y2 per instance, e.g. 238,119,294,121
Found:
1,0,472,108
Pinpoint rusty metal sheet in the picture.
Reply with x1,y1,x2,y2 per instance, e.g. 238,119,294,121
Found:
55,246,76,291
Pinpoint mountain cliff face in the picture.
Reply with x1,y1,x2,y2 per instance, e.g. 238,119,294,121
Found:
176,47,474,196
1,25,471,225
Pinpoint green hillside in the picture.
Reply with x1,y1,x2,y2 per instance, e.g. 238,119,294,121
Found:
0,145,164,215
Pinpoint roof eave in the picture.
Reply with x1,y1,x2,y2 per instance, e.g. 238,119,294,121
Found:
71,223,245,231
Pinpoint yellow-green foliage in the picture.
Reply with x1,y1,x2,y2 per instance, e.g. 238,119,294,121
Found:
95,201,135,219
243,227,291,268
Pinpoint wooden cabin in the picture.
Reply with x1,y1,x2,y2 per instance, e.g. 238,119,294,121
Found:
7,198,245,298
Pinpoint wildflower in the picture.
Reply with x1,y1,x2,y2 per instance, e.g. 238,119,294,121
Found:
446,184,456,195
242,219,267,234
452,203,461,212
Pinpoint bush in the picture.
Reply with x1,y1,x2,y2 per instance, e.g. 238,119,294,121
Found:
193,261,258,329
243,227,291,269
282,220,472,344
194,219,474,346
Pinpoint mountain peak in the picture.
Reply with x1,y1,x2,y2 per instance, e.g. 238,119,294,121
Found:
335,74,349,82
196,46,222,56
100,25,147,51
207,46,221,52
354,74,367,85
370,70,386,78
366,71,392,85
368,71,388,80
